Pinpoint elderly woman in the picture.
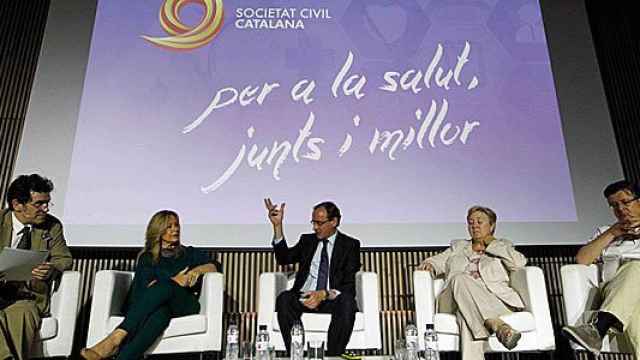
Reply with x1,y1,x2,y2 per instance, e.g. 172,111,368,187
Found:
417,206,527,360
81,210,220,360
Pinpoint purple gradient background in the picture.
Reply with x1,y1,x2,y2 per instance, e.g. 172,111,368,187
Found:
64,0,576,225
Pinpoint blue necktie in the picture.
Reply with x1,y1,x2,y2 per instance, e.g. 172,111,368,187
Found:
316,239,329,291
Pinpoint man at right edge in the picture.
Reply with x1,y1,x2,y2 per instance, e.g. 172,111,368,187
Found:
563,180,640,358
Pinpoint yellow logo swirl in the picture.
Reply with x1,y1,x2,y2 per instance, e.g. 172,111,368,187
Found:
142,0,224,50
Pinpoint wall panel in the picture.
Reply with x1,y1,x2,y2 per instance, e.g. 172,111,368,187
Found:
585,1,640,181
0,0,50,206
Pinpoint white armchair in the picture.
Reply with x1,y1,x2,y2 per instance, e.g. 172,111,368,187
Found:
561,264,631,353
257,271,381,351
86,270,224,355
35,270,81,358
414,267,555,353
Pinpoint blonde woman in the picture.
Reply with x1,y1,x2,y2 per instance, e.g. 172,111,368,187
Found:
81,210,219,360
417,206,527,360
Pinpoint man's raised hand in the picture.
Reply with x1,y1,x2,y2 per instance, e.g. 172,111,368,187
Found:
264,198,285,226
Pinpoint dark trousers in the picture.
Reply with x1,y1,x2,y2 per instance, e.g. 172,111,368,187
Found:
276,290,357,356
116,279,200,360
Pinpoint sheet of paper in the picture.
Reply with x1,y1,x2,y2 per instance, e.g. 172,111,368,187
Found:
0,248,48,281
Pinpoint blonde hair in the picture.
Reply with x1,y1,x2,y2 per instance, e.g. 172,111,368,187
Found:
139,210,179,264
467,205,497,235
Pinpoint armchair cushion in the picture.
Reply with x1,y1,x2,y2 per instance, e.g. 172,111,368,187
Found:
434,312,535,336
273,312,365,332
560,264,600,327
39,318,58,340
498,312,537,332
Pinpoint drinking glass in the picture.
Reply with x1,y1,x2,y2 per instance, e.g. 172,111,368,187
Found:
394,339,407,360
241,341,255,360
307,340,324,360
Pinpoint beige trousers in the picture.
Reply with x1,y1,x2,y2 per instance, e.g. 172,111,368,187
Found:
600,261,640,359
0,300,41,360
437,273,512,360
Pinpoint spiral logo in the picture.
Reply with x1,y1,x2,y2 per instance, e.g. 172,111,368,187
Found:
142,0,224,50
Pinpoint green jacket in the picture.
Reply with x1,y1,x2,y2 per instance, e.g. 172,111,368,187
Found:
0,208,73,314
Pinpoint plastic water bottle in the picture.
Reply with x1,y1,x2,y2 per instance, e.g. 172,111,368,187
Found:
225,321,239,360
424,323,440,360
256,325,271,360
290,320,305,360
405,323,419,360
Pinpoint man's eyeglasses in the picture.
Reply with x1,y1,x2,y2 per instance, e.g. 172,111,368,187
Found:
27,201,53,210
310,219,332,226
609,197,639,211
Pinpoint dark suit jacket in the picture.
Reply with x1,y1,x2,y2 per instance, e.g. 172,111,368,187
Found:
273,231,361,297
0,208,73,314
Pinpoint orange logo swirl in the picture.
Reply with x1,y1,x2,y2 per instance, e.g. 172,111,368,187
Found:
142,0,224,50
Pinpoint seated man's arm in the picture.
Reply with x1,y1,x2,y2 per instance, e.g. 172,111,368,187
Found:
331,238,361,298
273,235,307,265
48,222,72,271
576,225,625,265
265,198,304,265
33,222,72,282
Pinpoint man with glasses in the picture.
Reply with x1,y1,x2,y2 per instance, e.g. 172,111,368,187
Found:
1,174,72,360
264,199,361,356
563,180,640,358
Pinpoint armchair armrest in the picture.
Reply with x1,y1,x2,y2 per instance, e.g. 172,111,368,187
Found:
413,270,436,326
257,272,289,327
560,264,599,326
414,270,436,351
356,271,381,349
47,270,81,356
510,266,555,350
199,272,224,351
86,270,134,347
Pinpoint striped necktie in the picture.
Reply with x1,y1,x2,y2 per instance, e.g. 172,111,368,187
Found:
316,239,329,291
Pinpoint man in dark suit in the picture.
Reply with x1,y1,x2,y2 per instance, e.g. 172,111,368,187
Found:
264,199,361,356
0,174,72,360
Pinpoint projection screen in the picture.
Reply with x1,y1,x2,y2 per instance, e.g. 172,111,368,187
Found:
15,0,622,247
